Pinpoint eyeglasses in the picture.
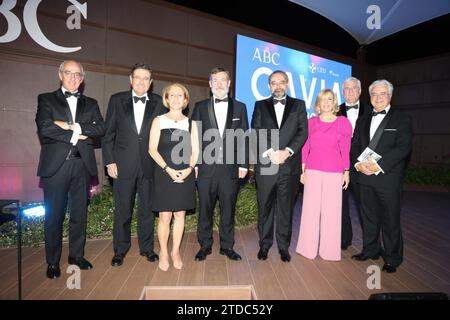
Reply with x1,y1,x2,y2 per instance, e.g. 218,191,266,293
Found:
343,87,360,92
370,92,390,98
62,70,83,79
132,76,151,82
270,81,287,86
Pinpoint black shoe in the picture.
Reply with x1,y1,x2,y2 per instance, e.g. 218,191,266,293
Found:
382,263,397,273
141,251,159,262
257,248,268,260
351,253,380,261
341,242,351,250
111,254,124,267
195,247,212,261
219,248,242,261
279,249,291,262
46,264,61,279
68,257,93,270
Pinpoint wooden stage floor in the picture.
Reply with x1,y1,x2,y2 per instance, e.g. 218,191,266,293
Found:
1,190,449,300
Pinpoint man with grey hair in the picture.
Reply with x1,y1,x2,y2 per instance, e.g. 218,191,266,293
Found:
350,79,413,273
191,67,249,262
36,60,105,278
337,77,369,250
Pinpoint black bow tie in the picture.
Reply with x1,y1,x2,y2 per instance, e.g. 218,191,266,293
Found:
133,96,146,104
274,98,286,105
64,91,80,98
214,97,228,103
346,104,358,111
372,110,387,116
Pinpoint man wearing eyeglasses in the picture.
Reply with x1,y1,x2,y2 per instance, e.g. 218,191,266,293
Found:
251,70,308,262
36,60,105,279
102,63,166,267
350,79,413,273
336,77,370,251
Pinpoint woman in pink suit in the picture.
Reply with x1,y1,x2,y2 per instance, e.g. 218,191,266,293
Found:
296,89,352,261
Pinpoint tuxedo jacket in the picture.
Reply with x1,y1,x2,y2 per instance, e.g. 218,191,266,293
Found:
102,91,166,179
337,101,369,122
251,96,308,175
36,89,105,178
350,107,413,189
338,101,370,177
191,97,249,179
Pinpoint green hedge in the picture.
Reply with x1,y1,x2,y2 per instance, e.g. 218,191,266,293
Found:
404,165,450,187
0,183,258,248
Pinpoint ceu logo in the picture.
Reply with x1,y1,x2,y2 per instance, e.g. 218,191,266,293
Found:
0,0,87,53
309,62,327,74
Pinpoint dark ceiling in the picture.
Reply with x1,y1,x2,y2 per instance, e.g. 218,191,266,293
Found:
165,0,450,66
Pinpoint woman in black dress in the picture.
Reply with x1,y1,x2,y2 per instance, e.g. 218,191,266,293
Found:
149,83,199,271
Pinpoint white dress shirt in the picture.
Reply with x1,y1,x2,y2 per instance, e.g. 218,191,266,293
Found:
262,97,293,157
345,100,360,136
213,97,228,137
370,105,391,140
132,91,147,134
61,87,82,145
368,104,391,174
274,99,285,128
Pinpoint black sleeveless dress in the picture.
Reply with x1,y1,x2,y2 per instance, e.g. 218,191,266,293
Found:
151,115,196,212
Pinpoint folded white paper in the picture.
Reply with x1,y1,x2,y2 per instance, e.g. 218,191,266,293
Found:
358,147,382,163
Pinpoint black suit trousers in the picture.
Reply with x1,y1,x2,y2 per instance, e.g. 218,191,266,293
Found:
341,171,360,246
255,172,300,251
196,165,239,249
43,158,90,265
112,168,155,255
359,184,403,267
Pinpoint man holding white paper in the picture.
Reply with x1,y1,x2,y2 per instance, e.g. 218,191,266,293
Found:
350,79,413,273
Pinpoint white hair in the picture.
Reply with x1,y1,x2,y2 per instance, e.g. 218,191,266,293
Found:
369,79,394,96
343,77,361,91
58,60,85,76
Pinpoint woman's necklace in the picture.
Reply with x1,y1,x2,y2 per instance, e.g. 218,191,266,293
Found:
166,112,184,123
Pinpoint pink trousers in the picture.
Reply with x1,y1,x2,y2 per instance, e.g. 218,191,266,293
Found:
296,169,343,261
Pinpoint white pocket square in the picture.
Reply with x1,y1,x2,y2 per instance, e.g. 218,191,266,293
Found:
232,118,240,121
384,128,397,131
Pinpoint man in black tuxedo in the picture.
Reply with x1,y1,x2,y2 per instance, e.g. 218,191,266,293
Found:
337,77,369,250
191,67,249,261
351,79,413,273
36,60,105,279
102,63,166,266
251,70,308,262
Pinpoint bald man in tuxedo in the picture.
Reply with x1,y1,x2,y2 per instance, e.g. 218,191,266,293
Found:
36,60,105,279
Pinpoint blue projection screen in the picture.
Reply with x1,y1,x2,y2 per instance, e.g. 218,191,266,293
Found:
235,34,352,119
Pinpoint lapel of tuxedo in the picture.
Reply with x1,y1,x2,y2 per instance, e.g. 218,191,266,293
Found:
141,93,156,136
368,109,394,150
280,96,294,129
339,103,347,117
75,95,85,122
207,97,219,131
358,103,365,117
362,115,372,147
55,89,73,123
123,92,138,135
223,98,234,138
265,98,278,129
